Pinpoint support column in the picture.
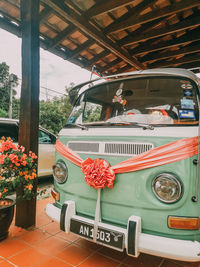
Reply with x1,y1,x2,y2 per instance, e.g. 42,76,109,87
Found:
15,0,40,228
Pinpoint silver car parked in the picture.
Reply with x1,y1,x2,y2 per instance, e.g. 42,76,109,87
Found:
0,118,56,177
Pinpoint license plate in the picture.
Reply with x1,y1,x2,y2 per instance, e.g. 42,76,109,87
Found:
70,218,124,251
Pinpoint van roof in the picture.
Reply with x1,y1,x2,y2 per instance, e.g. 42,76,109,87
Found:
74,68,200,100
117,68,200,84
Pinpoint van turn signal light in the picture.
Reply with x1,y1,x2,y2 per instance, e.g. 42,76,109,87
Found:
168,216,199,230
51,188,60,201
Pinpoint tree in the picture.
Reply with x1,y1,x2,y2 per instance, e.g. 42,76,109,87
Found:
0,108,8,118
0,61,73,135
40,95,72,135
0,62,18,115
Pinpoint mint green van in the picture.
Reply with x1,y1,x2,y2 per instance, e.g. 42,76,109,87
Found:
46,68,200,262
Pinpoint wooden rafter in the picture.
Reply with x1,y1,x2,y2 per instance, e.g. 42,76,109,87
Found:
84,51,110,68
149,54,200,68
102,58,123,72
104,0,155,34
42,0,144,70
119,15,200,47
66,39,94,59
39,6,51,22
141,44,200,63
177,61,200,70
0,0,200,74
0,16,21,37
85,0,136,18
130,28,200,56
105,0,200,34
48,24,75,48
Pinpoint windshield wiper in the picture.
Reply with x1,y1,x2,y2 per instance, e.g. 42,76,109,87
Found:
84,121,154,130
65,123,88,130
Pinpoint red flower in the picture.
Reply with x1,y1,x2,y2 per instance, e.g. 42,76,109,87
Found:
81,158,115,189
0,140,17,152
0,154,6,164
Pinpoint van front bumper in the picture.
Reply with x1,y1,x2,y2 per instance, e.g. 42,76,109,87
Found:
45,201,200,262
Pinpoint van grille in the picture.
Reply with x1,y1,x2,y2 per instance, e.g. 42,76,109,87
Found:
104,143,153,155
67,141,154,156
68,142,99,153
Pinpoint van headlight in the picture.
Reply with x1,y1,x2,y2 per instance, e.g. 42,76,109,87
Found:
53,161,68,184
152,173,182,203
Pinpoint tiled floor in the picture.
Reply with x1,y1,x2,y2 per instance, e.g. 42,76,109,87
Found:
0,197,199,267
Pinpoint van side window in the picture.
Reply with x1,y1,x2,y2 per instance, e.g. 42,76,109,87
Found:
0,123,18,142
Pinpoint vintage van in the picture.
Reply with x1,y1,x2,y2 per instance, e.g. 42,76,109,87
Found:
46,68,200,262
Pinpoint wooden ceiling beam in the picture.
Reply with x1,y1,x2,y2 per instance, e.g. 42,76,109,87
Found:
0,13,88,69
84,51,110,68
102,58,123,72
148,54,200,68
106,0,200,34
141,43,200,63
0,16,21,37
177,62,200,71
48,24,75,48
116,65,134,74
104,0,155,34
130,28,200,56
66,39,94,59
41,40,88,68
39,6,51,22
84,0,135,18
42,0,144,70
119,16,200,47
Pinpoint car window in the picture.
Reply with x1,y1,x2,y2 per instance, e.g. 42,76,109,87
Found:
39,129,55,144
0,123,18,142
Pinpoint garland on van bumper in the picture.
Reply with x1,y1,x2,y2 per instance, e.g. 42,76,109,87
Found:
56,136,199,189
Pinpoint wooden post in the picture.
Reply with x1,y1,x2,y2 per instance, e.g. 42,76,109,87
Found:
15,0,40,228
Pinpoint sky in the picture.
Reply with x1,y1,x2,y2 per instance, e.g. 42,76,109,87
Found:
0,28,92,99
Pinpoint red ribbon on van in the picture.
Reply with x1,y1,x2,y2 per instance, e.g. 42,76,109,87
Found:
56,136,199,189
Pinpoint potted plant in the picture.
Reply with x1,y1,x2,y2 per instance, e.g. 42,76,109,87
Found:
0,137,37,241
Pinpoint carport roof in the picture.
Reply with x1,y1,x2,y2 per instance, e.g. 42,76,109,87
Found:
0,0,200,74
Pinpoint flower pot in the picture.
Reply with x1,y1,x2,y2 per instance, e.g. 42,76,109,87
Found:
0,199,15,241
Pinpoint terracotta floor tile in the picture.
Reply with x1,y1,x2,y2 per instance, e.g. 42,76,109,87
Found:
0,260,16,266
78,252,119,267
9,247,49,267
8,225,28,238
36,257,72,267
123,253,163,267
36,197,54,213
174,260,200,267
161,259,200,267
75,238,102,251
0,239,30,258
33,235,69,255
19,228,50,245
56,243,93,265
40,221,61,235
160,260,183,267
98,246,127,261
55,231,79,242
36,213,52,227
182,262,200,267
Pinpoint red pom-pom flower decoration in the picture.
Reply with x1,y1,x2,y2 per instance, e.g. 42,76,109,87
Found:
81,158,115,189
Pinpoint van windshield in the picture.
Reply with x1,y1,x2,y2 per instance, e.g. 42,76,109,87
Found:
68,77,199,127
